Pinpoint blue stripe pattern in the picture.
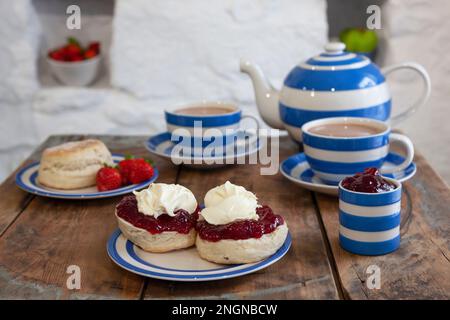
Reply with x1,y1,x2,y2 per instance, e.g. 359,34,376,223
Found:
280,152,416,193
145,131,262,160
320,52,348,57
339,186,402,206
305,56,364,66
302,126,390,151
173,146,229,158
125,240,237,272
171,132,238,148
279,101,391,130
147,132,171,150
338,181,401,255
165,110,241,127
339,210,400,232
317,177,342,186
284,64,385,91
107,229,292,281
339,234,400,256
278,50,391,137
302,120,391,183
304,156,384,174
281,153,304,173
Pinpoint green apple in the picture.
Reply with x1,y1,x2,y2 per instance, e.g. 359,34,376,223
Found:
339,28,378,53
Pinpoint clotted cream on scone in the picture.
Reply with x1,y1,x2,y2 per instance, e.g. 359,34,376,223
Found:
196,181,288,264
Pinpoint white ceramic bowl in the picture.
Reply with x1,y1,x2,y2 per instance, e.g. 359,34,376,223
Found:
47,55,101,86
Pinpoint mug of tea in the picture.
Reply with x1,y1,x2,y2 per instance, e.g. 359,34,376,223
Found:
301,117,414,185
164,101,259,155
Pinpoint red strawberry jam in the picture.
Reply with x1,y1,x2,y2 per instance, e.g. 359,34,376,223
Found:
341,167,397,193
196,205,284,242
116,195,199,234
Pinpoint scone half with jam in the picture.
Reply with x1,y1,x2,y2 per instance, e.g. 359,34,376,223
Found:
116,183,199,253
196,181,288,264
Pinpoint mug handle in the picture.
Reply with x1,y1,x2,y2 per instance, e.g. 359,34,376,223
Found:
381,62,431,125
237,114,260,146
380,133,414,175
240,114,261,132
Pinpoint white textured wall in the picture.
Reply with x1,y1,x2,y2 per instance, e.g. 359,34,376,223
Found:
1,0,449,184
0,0,41,180
0,0,328,182
111,0,328,104
383,0,450,183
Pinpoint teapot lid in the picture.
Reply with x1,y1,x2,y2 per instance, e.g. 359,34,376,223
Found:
284,42,385,92
323,42,346,54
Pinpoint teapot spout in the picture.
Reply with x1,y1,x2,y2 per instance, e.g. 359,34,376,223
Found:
240,59,284,129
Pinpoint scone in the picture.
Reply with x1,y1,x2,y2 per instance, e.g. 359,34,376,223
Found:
38,139,113,189
196,181,288,264
115,183,199,253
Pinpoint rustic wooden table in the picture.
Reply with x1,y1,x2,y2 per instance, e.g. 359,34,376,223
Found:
0,135,449,299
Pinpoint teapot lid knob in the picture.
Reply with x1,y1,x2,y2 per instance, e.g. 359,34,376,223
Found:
324,42,346,54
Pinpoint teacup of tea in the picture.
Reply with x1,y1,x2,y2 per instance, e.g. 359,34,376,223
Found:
164,101,259,156
301,117,414,185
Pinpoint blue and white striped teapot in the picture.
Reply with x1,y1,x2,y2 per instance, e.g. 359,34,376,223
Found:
240,42,431,142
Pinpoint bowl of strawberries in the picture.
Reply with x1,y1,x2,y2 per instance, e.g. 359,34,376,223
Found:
47,37,101,86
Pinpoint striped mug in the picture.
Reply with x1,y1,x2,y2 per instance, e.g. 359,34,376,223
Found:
338,177,402,255
165,101,259,156
302,117,414,185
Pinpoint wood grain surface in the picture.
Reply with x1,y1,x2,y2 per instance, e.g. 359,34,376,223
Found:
0,135,177,299
0,135,448,299
314,150,450,299
143,138,339,299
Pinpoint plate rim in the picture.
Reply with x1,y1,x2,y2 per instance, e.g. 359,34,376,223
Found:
280,153,337,192
15,154,159,199
125,240,239,273
144,131,263,162
280,151,417,194
107,229,292,282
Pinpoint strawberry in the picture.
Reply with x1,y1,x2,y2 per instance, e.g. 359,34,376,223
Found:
118,156,154,185
48,38,101,63
68,55,84,62
63,44,83,61
96,167,122,191
88,41,100,54
128,159,154,184
118,157,135,185
84,49,97,59
65,43,81,53
48,50,64,61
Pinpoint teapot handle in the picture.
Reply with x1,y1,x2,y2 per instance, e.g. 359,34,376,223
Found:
381,62,431,125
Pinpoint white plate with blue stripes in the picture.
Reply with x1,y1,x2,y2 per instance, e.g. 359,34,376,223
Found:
107,229,292,281
15,154,159,199
144,131,262,169
281,152,416,196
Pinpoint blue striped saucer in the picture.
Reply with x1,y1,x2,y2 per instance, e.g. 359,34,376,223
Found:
107,229,291,282
15,154,159,199
280,152,416,196
144,131,262,168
